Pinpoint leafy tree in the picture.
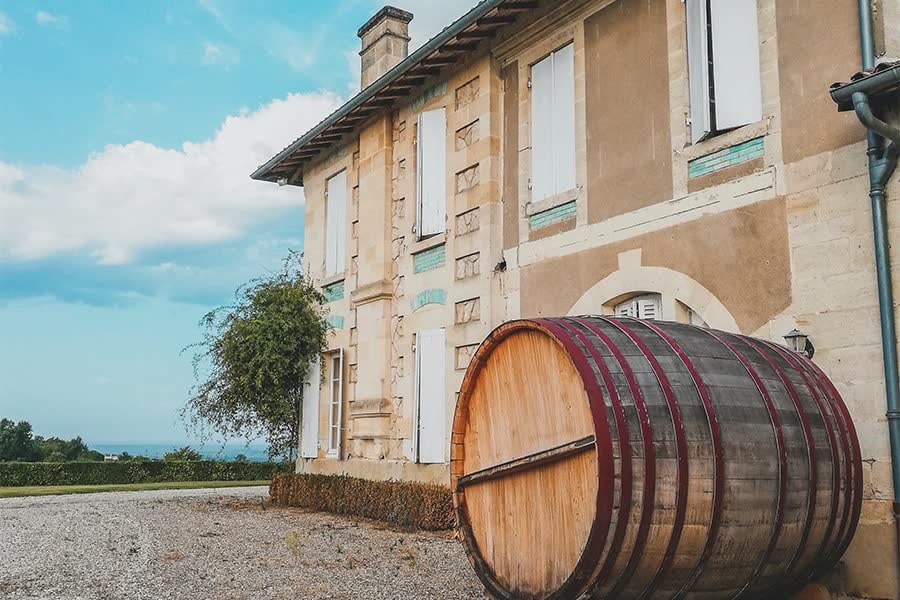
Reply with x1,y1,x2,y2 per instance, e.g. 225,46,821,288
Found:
163,446,203,462
0,419,37,462
45,451,67,463
234,453,249,462
184,252,329,461
34,435,102,462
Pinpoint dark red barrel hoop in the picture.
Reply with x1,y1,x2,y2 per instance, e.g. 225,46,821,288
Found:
780,346,860,574
804,358,864,571
602,318,690,600
703,329,788,598
762,340,844,576
640,319,726,600
532,319,616,600
452,318,861,600
742,335,820,577
555,319,634,584
573,316,657,598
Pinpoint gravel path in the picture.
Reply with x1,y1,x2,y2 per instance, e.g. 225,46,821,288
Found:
0,487,485,600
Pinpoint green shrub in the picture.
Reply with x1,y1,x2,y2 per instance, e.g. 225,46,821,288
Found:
0,460,292,487
269,474,454,531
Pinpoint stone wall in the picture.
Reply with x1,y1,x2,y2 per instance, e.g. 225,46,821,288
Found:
295,0,899,596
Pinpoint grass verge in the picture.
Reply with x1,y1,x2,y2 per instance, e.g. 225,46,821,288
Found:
0,480,270,498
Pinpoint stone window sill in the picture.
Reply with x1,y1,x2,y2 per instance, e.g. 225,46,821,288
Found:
321,272,347,288
679,119,769,162
526,187,578,217
411,232,447,256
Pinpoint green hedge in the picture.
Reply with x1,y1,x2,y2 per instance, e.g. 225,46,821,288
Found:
269,473,454,531
0,461,292,487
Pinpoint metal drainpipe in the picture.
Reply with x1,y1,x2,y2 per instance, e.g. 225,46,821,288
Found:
856,0,900,559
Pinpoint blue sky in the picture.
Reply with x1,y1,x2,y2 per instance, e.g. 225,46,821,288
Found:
0,0,477,445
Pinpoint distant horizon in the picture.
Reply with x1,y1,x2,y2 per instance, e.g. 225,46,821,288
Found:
0,0,479,445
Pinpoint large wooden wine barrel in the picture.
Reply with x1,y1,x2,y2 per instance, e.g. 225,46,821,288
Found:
451,317,862,600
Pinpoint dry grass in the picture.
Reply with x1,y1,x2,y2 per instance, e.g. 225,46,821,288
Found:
269,474,454,531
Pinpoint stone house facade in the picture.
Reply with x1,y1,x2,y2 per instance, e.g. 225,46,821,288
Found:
252,1,900,596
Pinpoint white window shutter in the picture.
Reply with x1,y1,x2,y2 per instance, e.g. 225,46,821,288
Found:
687,0,712,144
530,53,555,202
615,300,637,318
637,295,662,320
710,0,762,130
552,43,576,194
417,109,447,238
301,357,320,459
416,329,447,464
325,171,347,276
327,349,344,458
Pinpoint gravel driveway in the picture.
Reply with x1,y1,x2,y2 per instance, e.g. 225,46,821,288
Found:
0,487,485,600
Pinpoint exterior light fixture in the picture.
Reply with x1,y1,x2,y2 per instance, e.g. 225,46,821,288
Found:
784,329,815,359
277,177,289,187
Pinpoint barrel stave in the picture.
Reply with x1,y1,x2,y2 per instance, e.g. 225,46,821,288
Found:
452,317,861,600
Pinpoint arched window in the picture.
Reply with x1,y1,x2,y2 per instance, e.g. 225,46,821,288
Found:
614,294,662,320
613,294,709,328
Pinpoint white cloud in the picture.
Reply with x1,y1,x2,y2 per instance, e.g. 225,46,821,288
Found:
0,13,15,35
203,42,239,66
35,10,67,27
0,92,343,265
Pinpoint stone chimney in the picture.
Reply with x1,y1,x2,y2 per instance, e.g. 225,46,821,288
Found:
358,6,414,89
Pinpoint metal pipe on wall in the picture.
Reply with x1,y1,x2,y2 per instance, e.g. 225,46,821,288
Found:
856,0,900,567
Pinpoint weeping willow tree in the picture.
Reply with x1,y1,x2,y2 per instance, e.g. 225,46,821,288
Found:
184,253,329,461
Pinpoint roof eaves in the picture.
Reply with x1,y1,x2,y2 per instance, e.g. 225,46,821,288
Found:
250,0,513,185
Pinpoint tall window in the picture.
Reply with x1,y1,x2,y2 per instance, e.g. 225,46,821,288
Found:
615,294,662,320
531,43,576,202
417,108,447,239
414,329,446,464
325,171,347,276
687,0,762,143
326,349,344,459
300,357,321,459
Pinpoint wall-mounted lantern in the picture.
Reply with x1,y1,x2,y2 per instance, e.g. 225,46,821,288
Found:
784,329,815,359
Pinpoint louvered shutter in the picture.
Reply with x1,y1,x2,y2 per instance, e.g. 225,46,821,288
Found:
637,296,662,320
710,0,762,130
552,43,576,194
325,171,347,276
416,329,447,464
531,53,555,202
615,300,637,318
687,0,712,144
417,108,447,238
301,357,321,459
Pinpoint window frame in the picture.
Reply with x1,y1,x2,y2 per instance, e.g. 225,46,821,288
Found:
416,107,447,241
300,356,321,459
615,293,663,320
413,328,447,465
326,348,344,459
529,42,577,203
325,170,348,277
686,0,763,144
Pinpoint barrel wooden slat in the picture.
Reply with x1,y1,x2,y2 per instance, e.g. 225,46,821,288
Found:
452,317,862,600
